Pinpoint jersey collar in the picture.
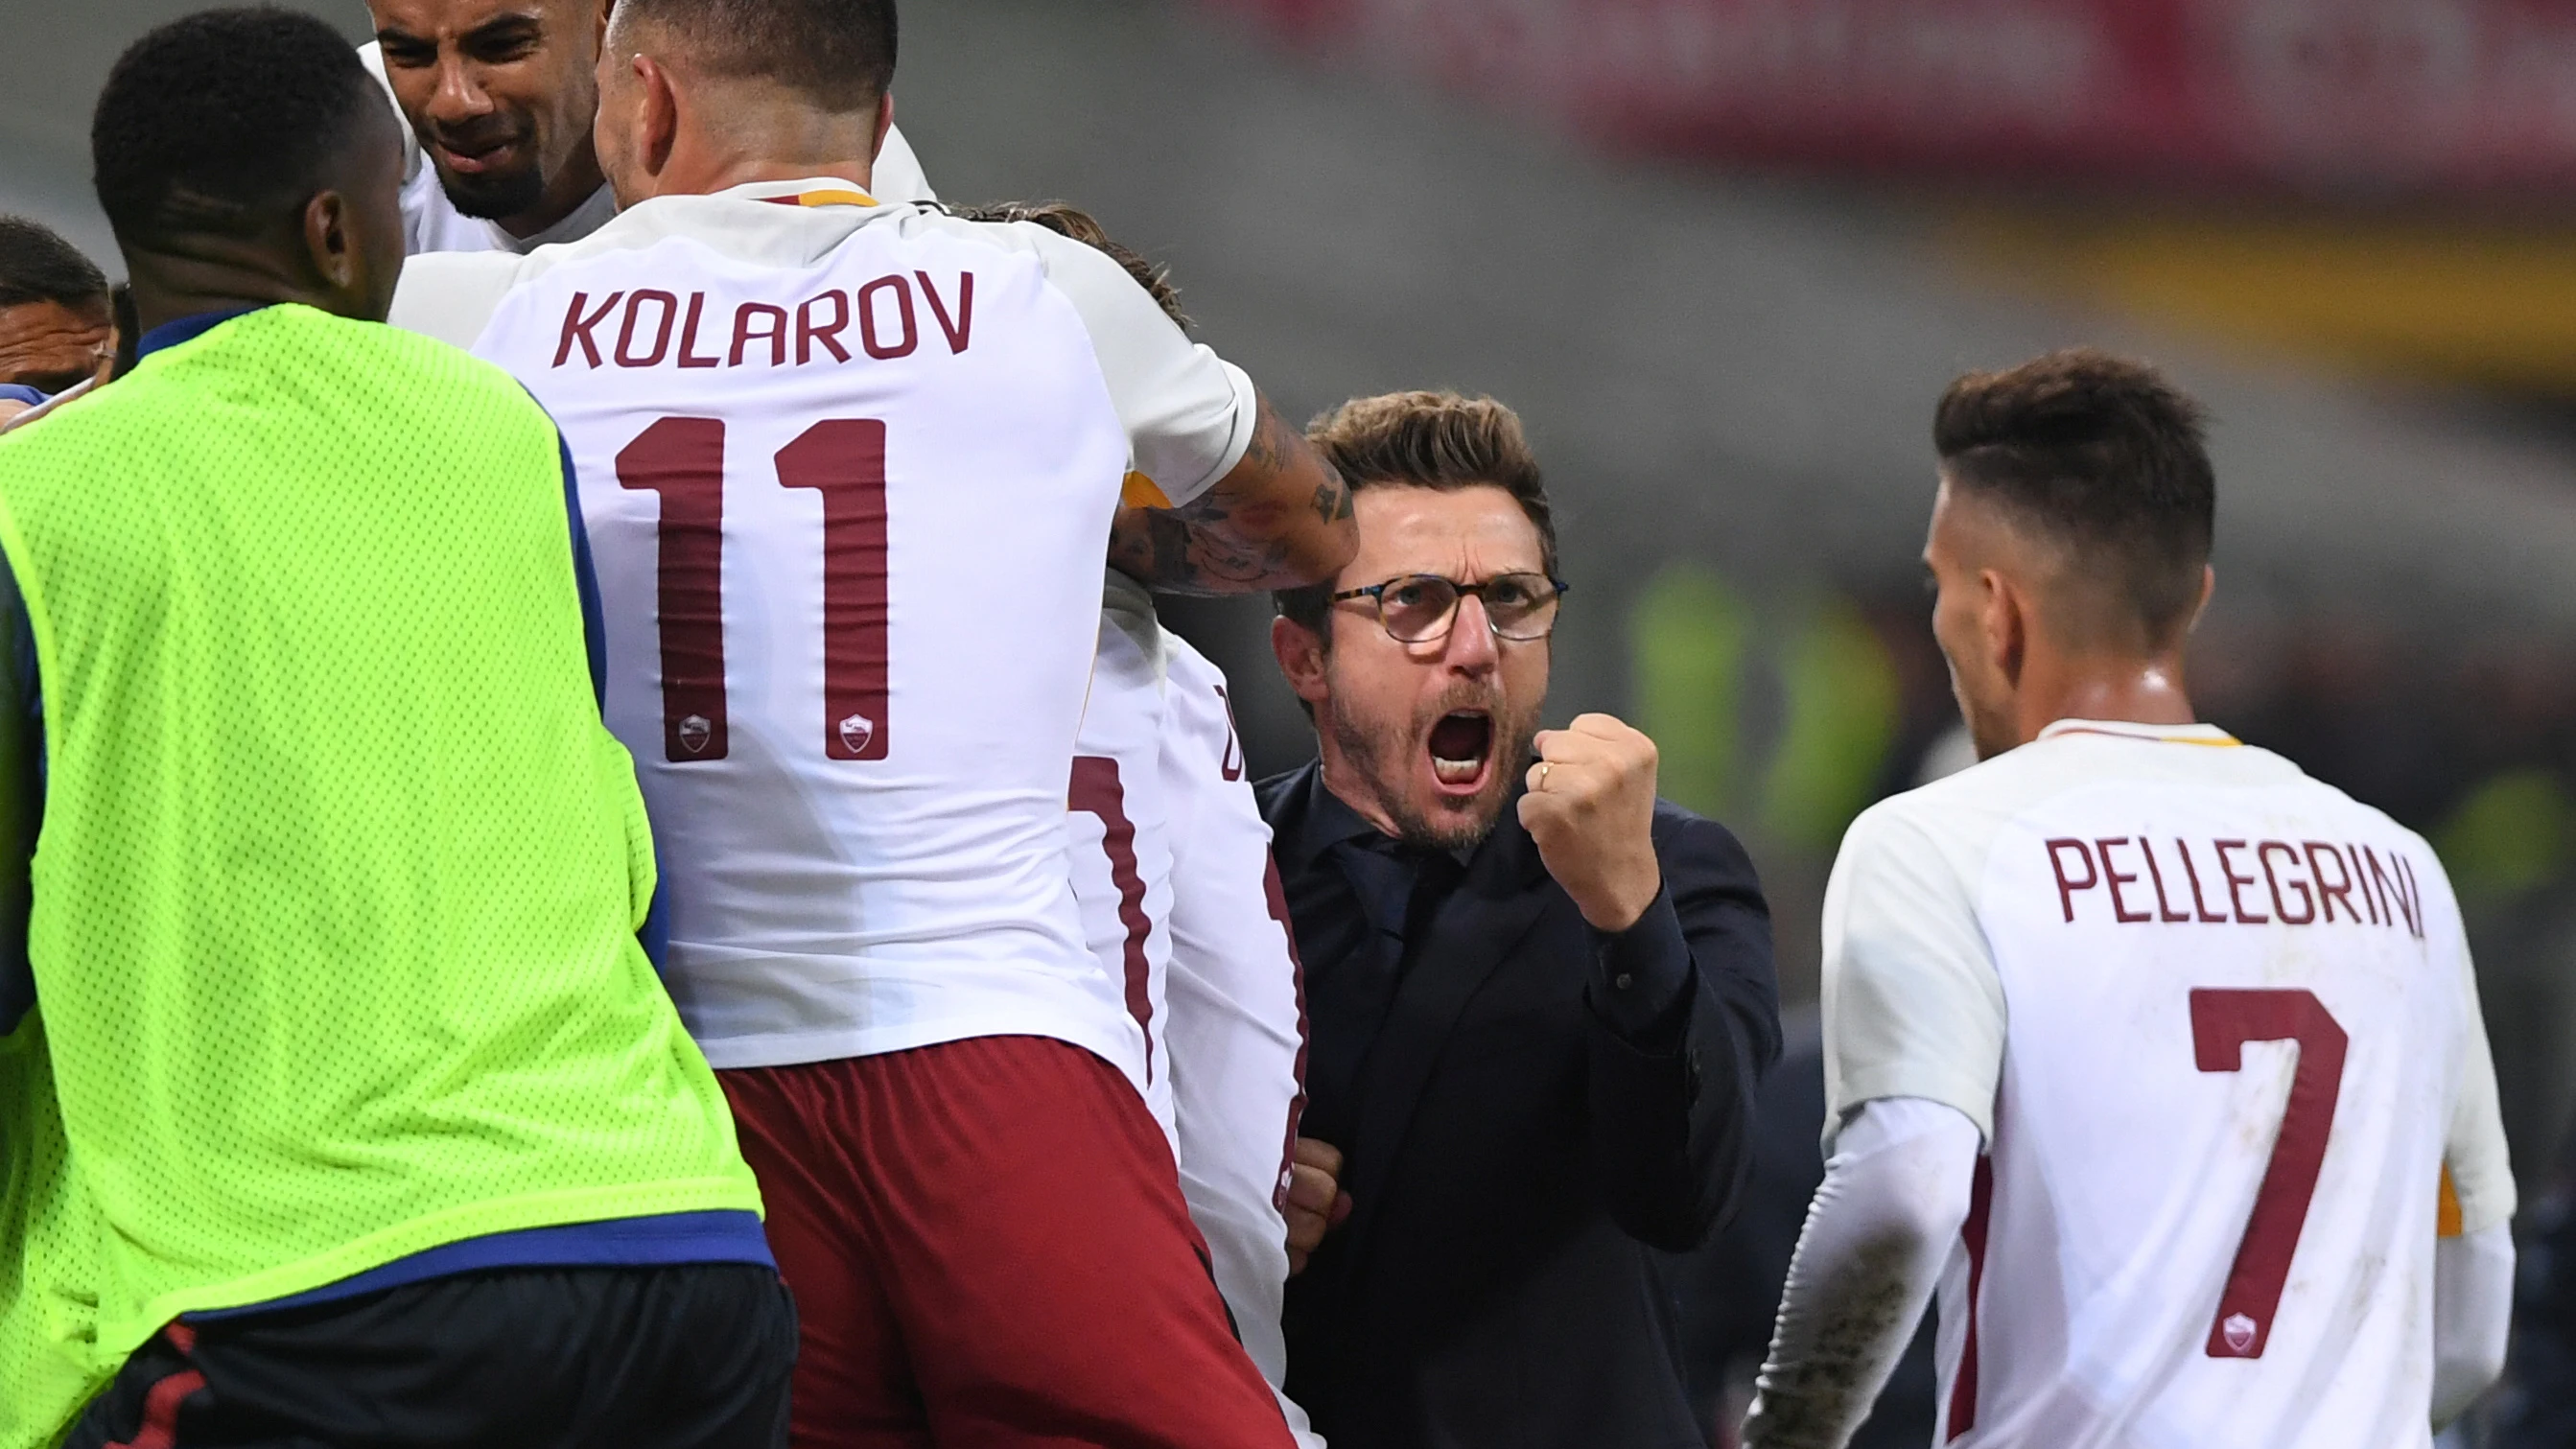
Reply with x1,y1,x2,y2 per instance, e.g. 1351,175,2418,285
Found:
2039,718,2240,747
136,306,269,361
725,177,880,209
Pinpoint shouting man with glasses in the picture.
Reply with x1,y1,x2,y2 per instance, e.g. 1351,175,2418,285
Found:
1258,390,1781,1449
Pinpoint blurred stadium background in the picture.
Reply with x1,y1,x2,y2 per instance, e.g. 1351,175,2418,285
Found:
11,0,2576,1252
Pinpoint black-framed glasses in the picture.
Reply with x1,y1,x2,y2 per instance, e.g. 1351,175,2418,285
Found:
1331,572,1570,643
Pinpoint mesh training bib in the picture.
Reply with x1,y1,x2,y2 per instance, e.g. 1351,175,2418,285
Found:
0,305,760,1363
0,1014,105,1449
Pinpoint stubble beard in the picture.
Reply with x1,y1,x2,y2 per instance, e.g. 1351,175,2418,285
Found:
441,160,550,222
1328,680,1543,854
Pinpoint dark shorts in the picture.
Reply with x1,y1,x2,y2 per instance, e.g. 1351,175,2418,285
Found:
66,1262,796,1449
721,1034,1295,1449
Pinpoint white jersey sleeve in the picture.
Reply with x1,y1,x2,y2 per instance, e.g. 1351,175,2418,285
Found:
829,127,1246,501
1019,228,1255,506
2428,874,2515,1235
1819,806,2006,1148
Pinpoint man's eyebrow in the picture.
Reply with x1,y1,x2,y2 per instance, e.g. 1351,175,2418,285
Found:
463,12,547,39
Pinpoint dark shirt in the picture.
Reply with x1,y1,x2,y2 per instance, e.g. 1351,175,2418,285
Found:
1293,779,1703,1146
1263,760,1779,1449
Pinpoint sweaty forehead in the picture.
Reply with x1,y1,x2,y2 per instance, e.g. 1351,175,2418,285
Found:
1347,484,1545,583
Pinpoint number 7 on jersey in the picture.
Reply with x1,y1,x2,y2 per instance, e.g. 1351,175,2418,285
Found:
615,415,891,762
2190,987,2349,1360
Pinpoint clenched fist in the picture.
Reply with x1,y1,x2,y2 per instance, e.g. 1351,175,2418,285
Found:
1284,1136,1352,1275
1519,713,1663,932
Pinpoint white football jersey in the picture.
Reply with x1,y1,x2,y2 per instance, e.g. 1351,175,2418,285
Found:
1060,581,1318,1444
388,181,1258,1080
1159,633,1320,1449
1066,572,1177,1121
359,41,935,256
1821,719,2514,1448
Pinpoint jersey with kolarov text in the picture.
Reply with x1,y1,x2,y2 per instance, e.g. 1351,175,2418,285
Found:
1064,583,1318,1446
1821,719,2514,1448
389,181,1258,1084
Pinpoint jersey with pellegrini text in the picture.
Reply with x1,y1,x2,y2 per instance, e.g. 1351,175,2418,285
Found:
389,183,1257,1081
1820,719,2514,1448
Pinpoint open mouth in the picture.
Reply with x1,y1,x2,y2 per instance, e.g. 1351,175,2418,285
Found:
433,132,525,175
1427,711,1493,791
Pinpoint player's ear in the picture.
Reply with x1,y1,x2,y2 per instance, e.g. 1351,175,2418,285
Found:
301,188,362,300
2186,564,2215,635
868,93,894,164
635,54,681,180
1981,567,2026,689
1272,614,1330,708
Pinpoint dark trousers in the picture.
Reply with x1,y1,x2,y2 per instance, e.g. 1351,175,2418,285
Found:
67,1263,796,1449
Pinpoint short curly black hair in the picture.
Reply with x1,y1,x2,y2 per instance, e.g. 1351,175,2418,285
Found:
91,8,378,245
0,217,108,312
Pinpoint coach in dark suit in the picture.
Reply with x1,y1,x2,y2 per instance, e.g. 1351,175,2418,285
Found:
1259,391,1780,1449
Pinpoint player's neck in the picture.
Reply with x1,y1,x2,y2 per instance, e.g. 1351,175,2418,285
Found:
494,137,609,242
644,141,874,200
2014,653,2197,746
636,106,880,201
122,243,353,338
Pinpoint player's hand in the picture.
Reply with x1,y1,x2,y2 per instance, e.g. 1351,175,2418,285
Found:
1285,1136,1352,1276
1520,713,1663,933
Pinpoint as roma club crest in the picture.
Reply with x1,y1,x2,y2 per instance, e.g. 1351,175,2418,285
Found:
838,713,876,755
679,714,714,755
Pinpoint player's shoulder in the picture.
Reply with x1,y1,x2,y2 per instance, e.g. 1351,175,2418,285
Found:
388,249,541,351
388,197,715,349
892,206,1134,289
1841,751,2029,854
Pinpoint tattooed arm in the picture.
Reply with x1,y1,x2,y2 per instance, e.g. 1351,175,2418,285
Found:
1110,392,1355,596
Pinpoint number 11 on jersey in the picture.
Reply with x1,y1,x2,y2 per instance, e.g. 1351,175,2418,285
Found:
616,415,892,762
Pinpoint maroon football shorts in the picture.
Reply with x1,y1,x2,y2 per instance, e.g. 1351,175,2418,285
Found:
719,1034,1296,1449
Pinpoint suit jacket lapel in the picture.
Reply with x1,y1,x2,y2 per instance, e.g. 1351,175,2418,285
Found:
1339,813,1555,1265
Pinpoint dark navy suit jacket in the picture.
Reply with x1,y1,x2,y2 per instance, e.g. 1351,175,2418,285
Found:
1261,760,1779,1449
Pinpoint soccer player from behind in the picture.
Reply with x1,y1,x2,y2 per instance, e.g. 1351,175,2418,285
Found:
1743,350,2515,1447
0,11,790,1447
960,199,1327,1447
386,1,1357,1442
357,0,933,255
